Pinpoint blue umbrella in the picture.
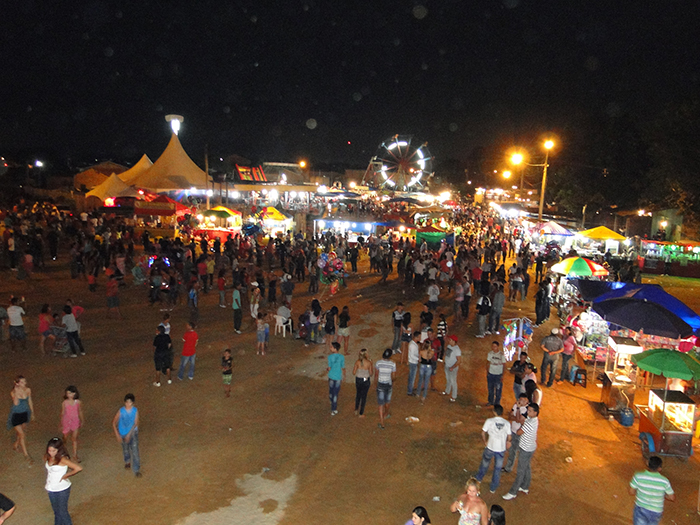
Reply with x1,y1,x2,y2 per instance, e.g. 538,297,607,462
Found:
592,298,695,339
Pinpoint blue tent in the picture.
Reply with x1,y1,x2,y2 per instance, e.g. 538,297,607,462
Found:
593,284,700,336
570,279,626,302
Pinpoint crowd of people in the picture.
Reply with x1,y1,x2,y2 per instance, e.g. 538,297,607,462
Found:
0,197,678,525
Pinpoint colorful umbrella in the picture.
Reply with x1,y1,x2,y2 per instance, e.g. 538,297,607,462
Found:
550,257,609,277
631,348,700,380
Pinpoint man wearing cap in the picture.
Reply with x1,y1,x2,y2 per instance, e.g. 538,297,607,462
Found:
443,335,462,402
540,328,564,388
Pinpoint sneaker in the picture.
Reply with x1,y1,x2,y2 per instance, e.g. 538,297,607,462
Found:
518,488,529,494
235,330,242,334
332,410,338,415
475,335,484,338
177,377,183,381
495,331,500,335
80,352,86,356
394,349,402,354
502,493,517,501
167,380,172,385
153,382,161,387
485,330,492,335
219,305,226,308
449,398,456,402
70,354,78,358
490,489,496,494
441,391,447,395
188,377,193,381
135,472,143,478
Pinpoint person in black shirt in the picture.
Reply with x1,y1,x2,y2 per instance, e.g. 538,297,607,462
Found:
420,304,434,331
152,325,172,387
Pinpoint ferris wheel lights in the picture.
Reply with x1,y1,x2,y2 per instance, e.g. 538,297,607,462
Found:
387,143,398,150
417,149,424,159
381,165,388,171
397,141,408,147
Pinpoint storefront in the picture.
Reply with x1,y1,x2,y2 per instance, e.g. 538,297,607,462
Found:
638,239,700,277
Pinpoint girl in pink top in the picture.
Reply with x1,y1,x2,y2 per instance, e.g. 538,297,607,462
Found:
60,386,85,462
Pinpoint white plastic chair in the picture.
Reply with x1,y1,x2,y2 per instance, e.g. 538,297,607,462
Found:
274,315,292,337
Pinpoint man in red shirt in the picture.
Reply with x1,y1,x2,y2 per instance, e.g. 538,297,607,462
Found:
177,322,199,381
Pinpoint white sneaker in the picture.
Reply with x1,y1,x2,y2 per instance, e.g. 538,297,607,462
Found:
518,488,529,494
188,377,193,381
475,335,484,338
502,493,517,500
235,330,242,334
167,380,172,385
153,382,161,387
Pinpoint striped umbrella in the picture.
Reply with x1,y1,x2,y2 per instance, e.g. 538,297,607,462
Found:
550,257,609,277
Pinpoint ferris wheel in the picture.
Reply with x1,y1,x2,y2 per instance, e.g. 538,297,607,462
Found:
363,135,434,191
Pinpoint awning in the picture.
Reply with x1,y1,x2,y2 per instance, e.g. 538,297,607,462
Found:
233,184,317,193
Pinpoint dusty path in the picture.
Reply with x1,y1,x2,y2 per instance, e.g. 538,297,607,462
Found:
0,257,698,524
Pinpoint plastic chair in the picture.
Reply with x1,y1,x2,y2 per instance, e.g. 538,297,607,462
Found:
274,315,292,337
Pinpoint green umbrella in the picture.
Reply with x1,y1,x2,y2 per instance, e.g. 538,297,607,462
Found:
204,209,231,219
631,348,700,380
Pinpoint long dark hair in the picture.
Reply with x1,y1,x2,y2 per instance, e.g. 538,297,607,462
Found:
311,299,322,316
489,504,506,525
64,385,80,400
44,437,70,464
412,506,431,524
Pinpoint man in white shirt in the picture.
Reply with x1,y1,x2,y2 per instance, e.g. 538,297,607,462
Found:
426,280,440,311
7,297,26,351
503,393,529,472
475,404,512,493
503,403,540,500
486,341,506,406
407,331,421,396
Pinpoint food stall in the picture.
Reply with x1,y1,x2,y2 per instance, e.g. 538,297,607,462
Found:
194,206,242,242
600,336,643,412
637,389,695,458
638,239,700,278
258,206,293,236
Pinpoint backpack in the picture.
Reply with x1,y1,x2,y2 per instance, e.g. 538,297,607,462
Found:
477,296,491,315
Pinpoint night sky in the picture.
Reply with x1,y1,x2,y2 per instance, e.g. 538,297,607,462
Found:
1,0,698,171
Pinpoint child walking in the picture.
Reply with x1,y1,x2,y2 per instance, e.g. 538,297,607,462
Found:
255,313,269,355
221,348,233,397
61,386,85,462
112,393,141,478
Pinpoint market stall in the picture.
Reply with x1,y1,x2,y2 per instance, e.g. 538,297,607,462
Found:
638,239,700,277
633,347,700,459
600,336,643,412
194,206,243,242
257,206,293,236
133,195,193,239
575,225,626,257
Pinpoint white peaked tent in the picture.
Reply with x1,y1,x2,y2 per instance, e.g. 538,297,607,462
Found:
126,133,210,192
86,173,139,201
118,154,153,185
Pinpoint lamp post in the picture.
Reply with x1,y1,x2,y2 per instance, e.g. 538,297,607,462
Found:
537,140,554,222
509,140,555,222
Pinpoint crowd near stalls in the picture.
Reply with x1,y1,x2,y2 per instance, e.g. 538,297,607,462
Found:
2,179,700,521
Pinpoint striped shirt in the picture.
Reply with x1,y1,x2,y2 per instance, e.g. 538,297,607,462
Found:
375,359,396,385
630,471,674,513
519,417,538,452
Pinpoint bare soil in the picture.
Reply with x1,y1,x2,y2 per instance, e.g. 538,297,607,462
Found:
1,259,699,524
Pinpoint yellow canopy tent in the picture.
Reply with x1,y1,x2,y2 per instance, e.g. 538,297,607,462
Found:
578,225,626,241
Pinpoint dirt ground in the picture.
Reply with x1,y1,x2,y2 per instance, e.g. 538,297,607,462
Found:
1,256,700,524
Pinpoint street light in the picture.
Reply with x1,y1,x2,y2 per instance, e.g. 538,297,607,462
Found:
299,160,307,168
502,170,512,180
508,141,556,221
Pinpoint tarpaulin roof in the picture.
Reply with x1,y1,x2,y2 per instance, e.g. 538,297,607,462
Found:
135,195,192,217
417,225,445,233
74,161,127,190
594,284,700,335
128,133,209,191
570,279,626,301
578,225,626,241
118,155,154,185
259,206,290,221
86,173,139,201
536,221,573,236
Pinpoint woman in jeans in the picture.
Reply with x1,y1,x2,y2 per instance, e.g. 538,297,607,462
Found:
305,299,322,346
352,349,373,417
416,342,434,403
44,437,83,525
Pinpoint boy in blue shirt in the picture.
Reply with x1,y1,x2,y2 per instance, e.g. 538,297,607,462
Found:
112,393,142,478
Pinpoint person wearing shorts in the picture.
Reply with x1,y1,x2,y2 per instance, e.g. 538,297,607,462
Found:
152,325,172,386
374,349,396,429
7,297,26,352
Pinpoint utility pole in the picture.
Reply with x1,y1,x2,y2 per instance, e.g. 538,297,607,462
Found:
204,144,210,209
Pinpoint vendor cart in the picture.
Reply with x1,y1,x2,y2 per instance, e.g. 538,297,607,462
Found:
601,336,642,413
636,389,695,459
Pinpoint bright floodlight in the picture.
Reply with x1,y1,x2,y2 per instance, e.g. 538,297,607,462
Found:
544,140,554,150
511,153,523,165
349,181,356,188
503,170,512,179
318,185,327,193
165,114,184,135
299,160,307,168
34,160,44,167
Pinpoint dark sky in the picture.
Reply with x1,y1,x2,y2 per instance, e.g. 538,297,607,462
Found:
1,0,698,169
